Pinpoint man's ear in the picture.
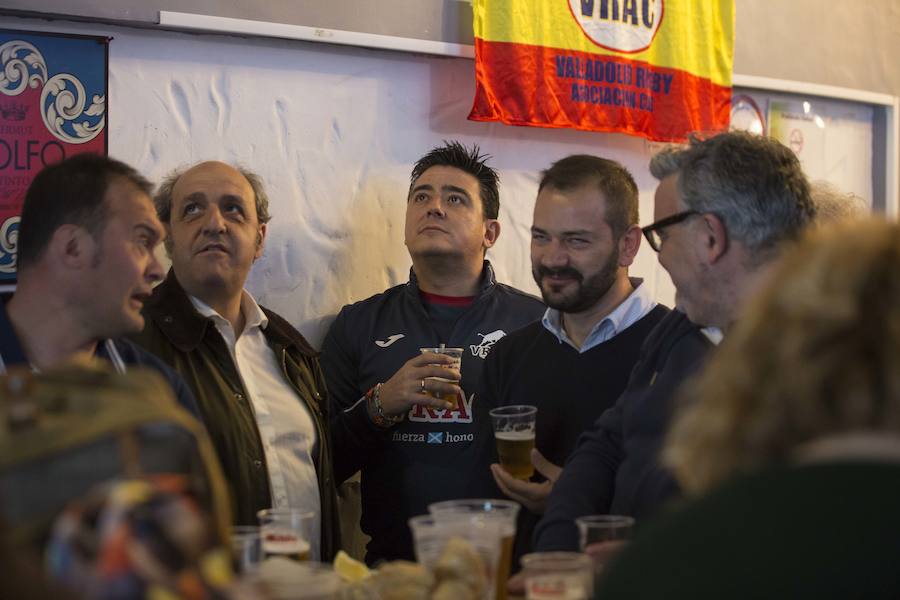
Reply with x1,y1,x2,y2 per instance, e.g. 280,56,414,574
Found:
483,219,500,249
50,224,96,269
701,213,729,264
163,223,174,257
617,224,642,267
253,223,268,260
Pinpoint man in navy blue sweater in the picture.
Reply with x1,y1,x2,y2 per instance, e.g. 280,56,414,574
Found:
0,153,198,417
477,155,668,562
533,132,816,553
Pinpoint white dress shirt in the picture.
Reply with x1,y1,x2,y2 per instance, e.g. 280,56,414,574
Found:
190,292,322,560
541,278,658,353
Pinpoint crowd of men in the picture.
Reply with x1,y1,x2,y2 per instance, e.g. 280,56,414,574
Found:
4,130,890,596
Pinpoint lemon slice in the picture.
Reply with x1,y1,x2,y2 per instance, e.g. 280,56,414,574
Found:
334,550,371,582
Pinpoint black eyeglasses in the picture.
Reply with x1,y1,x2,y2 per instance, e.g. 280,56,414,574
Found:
641,210,700,252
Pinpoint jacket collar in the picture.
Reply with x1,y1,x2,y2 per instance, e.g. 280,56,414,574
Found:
406,259,497,300
144,270,316,357
143,270,214,353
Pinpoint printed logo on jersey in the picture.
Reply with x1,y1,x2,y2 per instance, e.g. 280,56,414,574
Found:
375,333,405,348
408,391,474,424
470,329,506,359
391,430,475,445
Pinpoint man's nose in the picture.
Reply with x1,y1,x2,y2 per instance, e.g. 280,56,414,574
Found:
425,197,446,218
202,206,227,233
541,240,569,268
146,249,165,283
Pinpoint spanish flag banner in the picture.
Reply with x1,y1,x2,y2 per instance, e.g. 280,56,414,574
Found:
469,0,734,142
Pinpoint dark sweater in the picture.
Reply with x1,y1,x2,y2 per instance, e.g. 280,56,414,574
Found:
479,305,669,467
596,462,900,599
533,310,713,551
476,304,668,565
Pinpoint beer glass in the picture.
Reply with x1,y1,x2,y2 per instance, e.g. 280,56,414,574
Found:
257,508,314,562
428,499,520,600
230,525,262,575
520,552,593,600
409,513,502,600
489,405,537,480
576,515,633,587
419,347,464,405
576,515,634,550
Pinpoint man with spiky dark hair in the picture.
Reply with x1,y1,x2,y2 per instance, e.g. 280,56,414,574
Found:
322,141,544,564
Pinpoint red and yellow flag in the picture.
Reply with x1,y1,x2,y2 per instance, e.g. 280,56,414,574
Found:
469,0,734,142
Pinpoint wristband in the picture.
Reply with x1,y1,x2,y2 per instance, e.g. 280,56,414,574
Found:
366,383,405,428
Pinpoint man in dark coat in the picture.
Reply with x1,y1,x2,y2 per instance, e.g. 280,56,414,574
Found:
132,161,339,560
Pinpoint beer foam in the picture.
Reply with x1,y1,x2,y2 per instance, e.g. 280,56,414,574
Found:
495,430,535,441
263,536,310,555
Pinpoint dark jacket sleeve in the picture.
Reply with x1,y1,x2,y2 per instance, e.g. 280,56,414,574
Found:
320,307,391,484
533,311,711,552
533,397,626,551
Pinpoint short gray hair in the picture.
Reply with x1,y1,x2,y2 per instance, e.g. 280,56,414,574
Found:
154,163,272,225
648,146,687,180
809,180,868,226
653,132,815,262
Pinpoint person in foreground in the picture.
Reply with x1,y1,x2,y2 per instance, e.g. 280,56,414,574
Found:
532,131,815,552
1,153,198,415
131,161,338,560
596,218,900,599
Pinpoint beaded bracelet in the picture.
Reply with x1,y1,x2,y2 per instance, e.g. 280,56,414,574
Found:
366,383,405,428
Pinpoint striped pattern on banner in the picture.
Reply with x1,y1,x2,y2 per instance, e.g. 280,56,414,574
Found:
469,0,735,142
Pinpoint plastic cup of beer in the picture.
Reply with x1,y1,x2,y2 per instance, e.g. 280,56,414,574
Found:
576,514,633,585
258,559,344,600
230,525,263,575
489,405,537,480
418,346,464,405
520,552,593,600
257,508,314,562
428,499,520,600
409,513,502,600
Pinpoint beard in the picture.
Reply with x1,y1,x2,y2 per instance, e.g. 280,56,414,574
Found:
532,249,620,313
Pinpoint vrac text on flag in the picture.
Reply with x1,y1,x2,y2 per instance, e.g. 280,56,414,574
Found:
469,0,734,142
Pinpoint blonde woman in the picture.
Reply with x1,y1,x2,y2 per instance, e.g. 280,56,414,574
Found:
596,218,900,599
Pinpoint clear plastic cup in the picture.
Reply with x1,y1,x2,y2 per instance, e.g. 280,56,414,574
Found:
489,405,538,480
576,515,634,549
409,513,503,600
576,514,634,587
257,508,315,562
230,525,263,575
259,559,344,599
419,346,464,406
428,499,520,600
521,552,593,600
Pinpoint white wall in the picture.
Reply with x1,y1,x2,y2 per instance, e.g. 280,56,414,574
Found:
0,15,677,346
